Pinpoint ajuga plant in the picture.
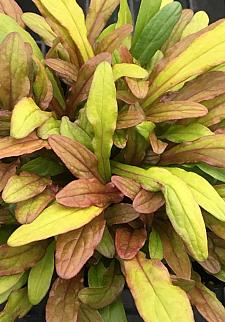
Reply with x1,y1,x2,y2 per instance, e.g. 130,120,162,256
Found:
2,0,225,321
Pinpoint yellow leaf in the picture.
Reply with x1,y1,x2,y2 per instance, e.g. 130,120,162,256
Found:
124,252,194,322
160,0,173,8
181,11,209,39
143,20,225,107
10,97,52,139
37,0,93,62
8,203,103,247
112,63,148,81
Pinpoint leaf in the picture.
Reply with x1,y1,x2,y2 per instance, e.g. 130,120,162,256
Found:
197,163,225,183
0,241,47,275
188,277,225,322
78,274,125,309
0,33,30,110
28,242,54,305
112,63,148,81
0,0,24,27
56,216,105,279
115,226,146,260
8,203,103,247
100,298,127,322
10,97,52,139
48,135,102,181
133,0,161,47
37,0,93,62
22,13,57,47
86,62,117,182
96,25,133,54
111,162,208,261
125,78,149,99
45,58,78,85
111,176,140,200
15,189,55,224
86,0,120,45
0,273,24,295
46,275,83,322
144,20,225,107
198,249,221,274
167,168,225,221
96,227,115,258
113,130,128,148
160,123,213,143
123,128,147,165
198,103,225,127
0,272,28,305
78,304,104,322
0,288,32,321
105,203,140,225
160,134,225,168
149,131,168,154
161,0,173,8
56,178,122,208
123,252,194,322
67,53,112,113
60,116,92,150
149,228,163,260
136,121,155,140
146,101,207,123
181,11,209,39
173,71,225,102
116,104,145,130
157,222,192,278
20,156,65,177
133,189,164,214
0,160,18,192
2,172,51,204
131,3,182,66
37,117,61,139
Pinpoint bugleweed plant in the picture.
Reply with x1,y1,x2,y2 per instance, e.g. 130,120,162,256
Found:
2,0,225,321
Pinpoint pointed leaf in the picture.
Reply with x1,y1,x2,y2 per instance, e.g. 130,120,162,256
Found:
48,135,102,181
161,134,225,168
131,3,182,65
0,33,30,110
146,101,207,123
111,176,140,200
0,241,47,275
56,178,123,208
86,62,117,182
86,0,120,44
56,216,105,279
10,97,52,139
123,252,194,322
15,189,55,224
37,0,93,62
149,131,168,154
8,203,103,247
133,189,164,214
105,203,140,225
46,275,83,322
112,63,148,81
2,172,51,204
115,226,147,260
28,242,55,305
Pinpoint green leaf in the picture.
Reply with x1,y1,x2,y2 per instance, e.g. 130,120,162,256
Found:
10,97,52,139
160,124,213,143
86,62,117,182
168,168,225,221
196,163,225,183
21,156,64,177
78,304,104,322
28,242,55,305
136,121,155,140
133,0,161,47
8,203,103,247
116,0,132,28
124,252,194,322
0,33,30,111
149,228,163,260
0,273,24,295
0,272,28,305
60,116,93,150
96,227,115,258
37,117,61,139
112,63,148,81
131,2,182,65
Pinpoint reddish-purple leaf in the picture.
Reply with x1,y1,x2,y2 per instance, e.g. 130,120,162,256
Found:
116,90,137,105
125,78,149,99
56,178,123,208
0,0,24,27
133,189,164,214
46,275,83,322
111,175,141,200
160,134,225,167
115,226,147,260
0,133,49,160
48,135,102,180
149,132,168,155
56,216,105,279
116,104,145,130
45,58,78,85
198,250,221,274
0,160,19,192
104,203,140,225
0,241,47,276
